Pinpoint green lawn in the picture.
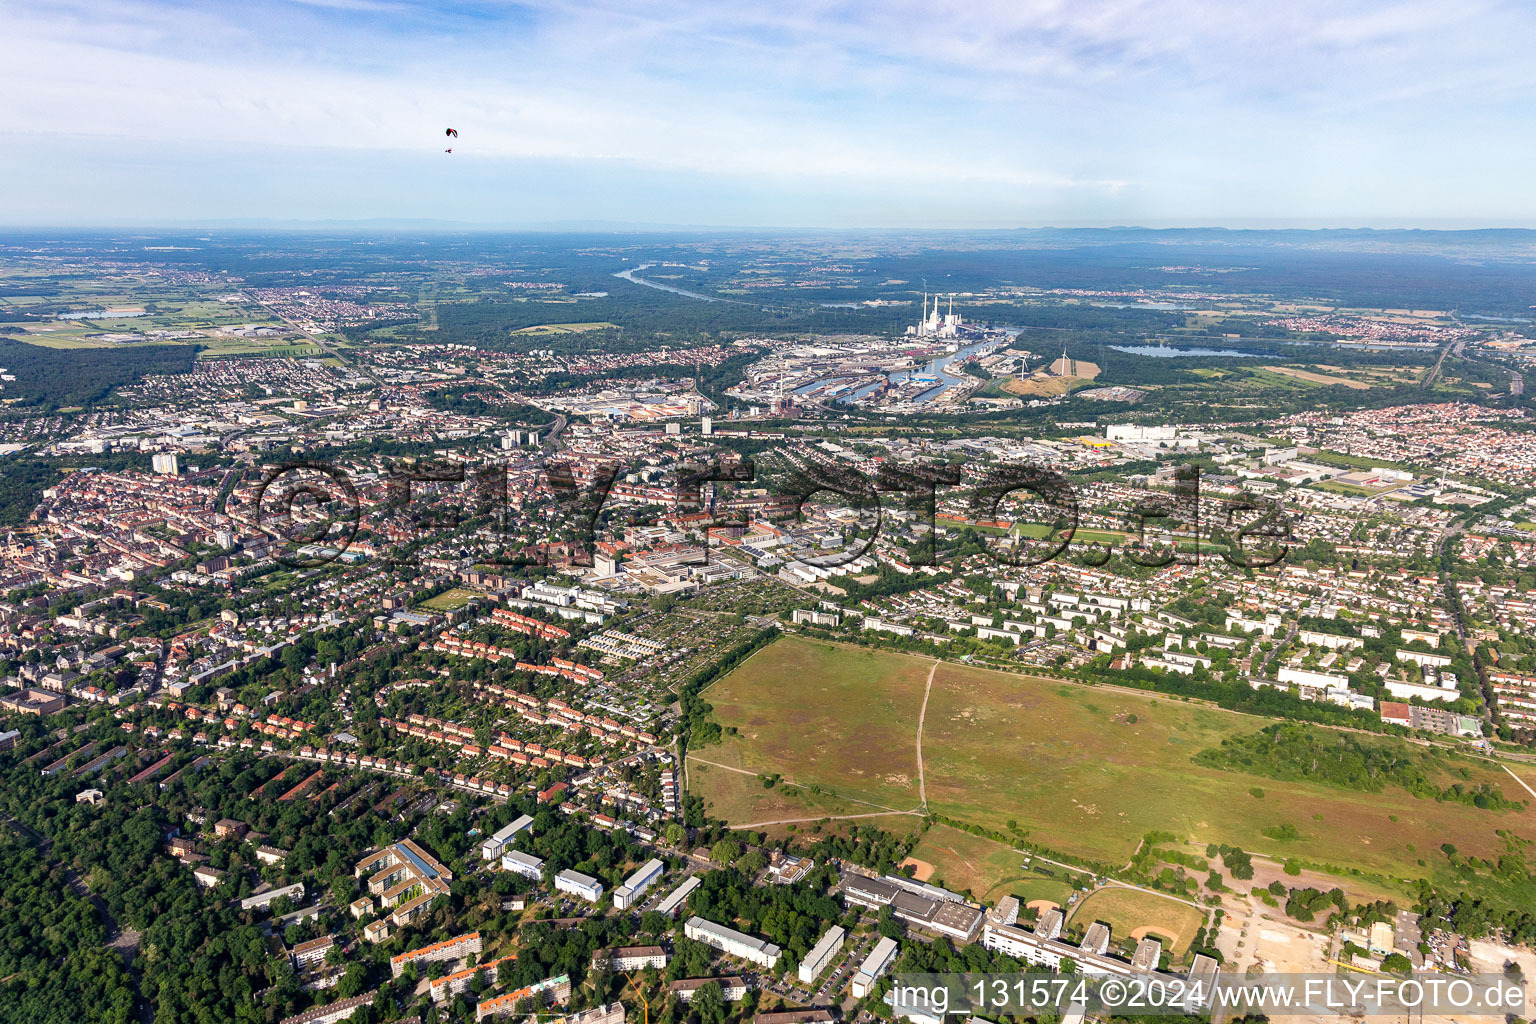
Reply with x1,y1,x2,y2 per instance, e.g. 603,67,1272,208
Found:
421,588,476,611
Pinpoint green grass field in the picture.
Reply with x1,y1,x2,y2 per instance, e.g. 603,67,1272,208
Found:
1309,479,1391,497
1066,887,1206,956
966,520,1129,547
686,759,925,841
692,637,1536,903
421,588,476,611
198,338,319,358
695,639,932,809
908,825,1079,905
1309,449,1419,474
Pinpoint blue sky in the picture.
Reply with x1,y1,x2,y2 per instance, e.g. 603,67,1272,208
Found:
3,0,1535,228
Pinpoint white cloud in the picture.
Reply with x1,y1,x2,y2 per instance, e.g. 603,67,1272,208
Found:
3,0,1536,224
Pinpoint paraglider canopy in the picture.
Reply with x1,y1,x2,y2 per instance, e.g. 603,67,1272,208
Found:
445,128,458,137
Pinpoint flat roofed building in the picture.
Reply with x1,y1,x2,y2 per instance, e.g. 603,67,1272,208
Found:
798,925,846,984
1179,955,1221,1010
684,916,781,968
670,977,748,1002
475,974,571,1021
841,874,980,942
768,854,811,884
555,869,604,903
988,896,1019,928
927,902,983,943
1132,937,1162,971
884,874,967,905
357,839,452,913
841,874,900,909
655,875,701,918
1081,922,1111,956
614,858,665,910
887,986,945,1024
481,814,535,861
278,993,374,1024
391,890,438,927
239,881,305,911
1188,954,1220,986
752,1012,835,1024
850,936,899,998
502,849,545,879
430,954,517,1003
548,1005,625,1024
983,920,1207,989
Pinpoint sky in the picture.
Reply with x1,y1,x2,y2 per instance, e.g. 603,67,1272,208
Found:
3,0,1536,228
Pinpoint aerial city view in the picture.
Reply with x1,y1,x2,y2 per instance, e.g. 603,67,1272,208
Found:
3,3,1536,1024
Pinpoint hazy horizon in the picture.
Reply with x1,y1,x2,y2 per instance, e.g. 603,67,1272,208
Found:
10,221,1536,235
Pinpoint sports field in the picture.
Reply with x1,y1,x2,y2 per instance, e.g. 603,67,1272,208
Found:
1067,887,1206,956
421,588,476,611
907,825,1079,905
691,637,1536,899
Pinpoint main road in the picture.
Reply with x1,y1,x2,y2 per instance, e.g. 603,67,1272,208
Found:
249,295,382,386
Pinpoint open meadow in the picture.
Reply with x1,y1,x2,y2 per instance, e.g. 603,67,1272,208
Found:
692,637,1536,906
694,638,931,809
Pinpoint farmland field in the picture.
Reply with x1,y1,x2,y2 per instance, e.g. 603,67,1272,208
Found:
1257,365,1371,389
691,637,1536,902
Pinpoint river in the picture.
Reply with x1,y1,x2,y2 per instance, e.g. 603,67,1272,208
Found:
612,264,725,303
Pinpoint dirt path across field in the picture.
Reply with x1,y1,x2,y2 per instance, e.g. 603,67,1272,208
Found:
916,659,938,808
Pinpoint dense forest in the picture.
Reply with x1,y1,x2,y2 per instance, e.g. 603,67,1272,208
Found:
0,336,197,409
0,828,137,1024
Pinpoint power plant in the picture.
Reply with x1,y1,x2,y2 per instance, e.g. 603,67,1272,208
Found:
906,292,962,340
